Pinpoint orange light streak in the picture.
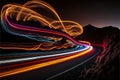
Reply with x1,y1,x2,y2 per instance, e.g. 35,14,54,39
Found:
0,0,85,51
0,46,92,78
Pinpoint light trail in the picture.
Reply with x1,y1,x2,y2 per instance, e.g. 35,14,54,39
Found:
0,46,92,78
0,0,89,51
0,0,93,79
0,46,89,64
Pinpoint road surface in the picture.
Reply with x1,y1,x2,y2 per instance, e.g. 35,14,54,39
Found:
0,46,102,80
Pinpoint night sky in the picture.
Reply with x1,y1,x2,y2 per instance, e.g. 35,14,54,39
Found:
1,0,120,28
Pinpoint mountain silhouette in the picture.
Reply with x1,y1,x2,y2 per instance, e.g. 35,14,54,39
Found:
76,24,119,44
77,25,120,80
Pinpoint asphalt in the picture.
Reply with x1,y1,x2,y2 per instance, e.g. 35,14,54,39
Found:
1,46,102,80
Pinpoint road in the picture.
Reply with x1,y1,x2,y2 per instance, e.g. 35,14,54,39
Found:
0,45,102,80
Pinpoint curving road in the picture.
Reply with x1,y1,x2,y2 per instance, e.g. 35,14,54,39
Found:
0,46,102,80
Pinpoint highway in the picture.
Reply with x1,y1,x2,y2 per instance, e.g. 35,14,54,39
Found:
0,46,102,80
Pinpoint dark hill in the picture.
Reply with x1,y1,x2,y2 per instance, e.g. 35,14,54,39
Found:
77,25,120,80
76,24,119,44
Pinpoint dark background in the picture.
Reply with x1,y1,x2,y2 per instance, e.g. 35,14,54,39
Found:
0,1,119,80
0,0,120,28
